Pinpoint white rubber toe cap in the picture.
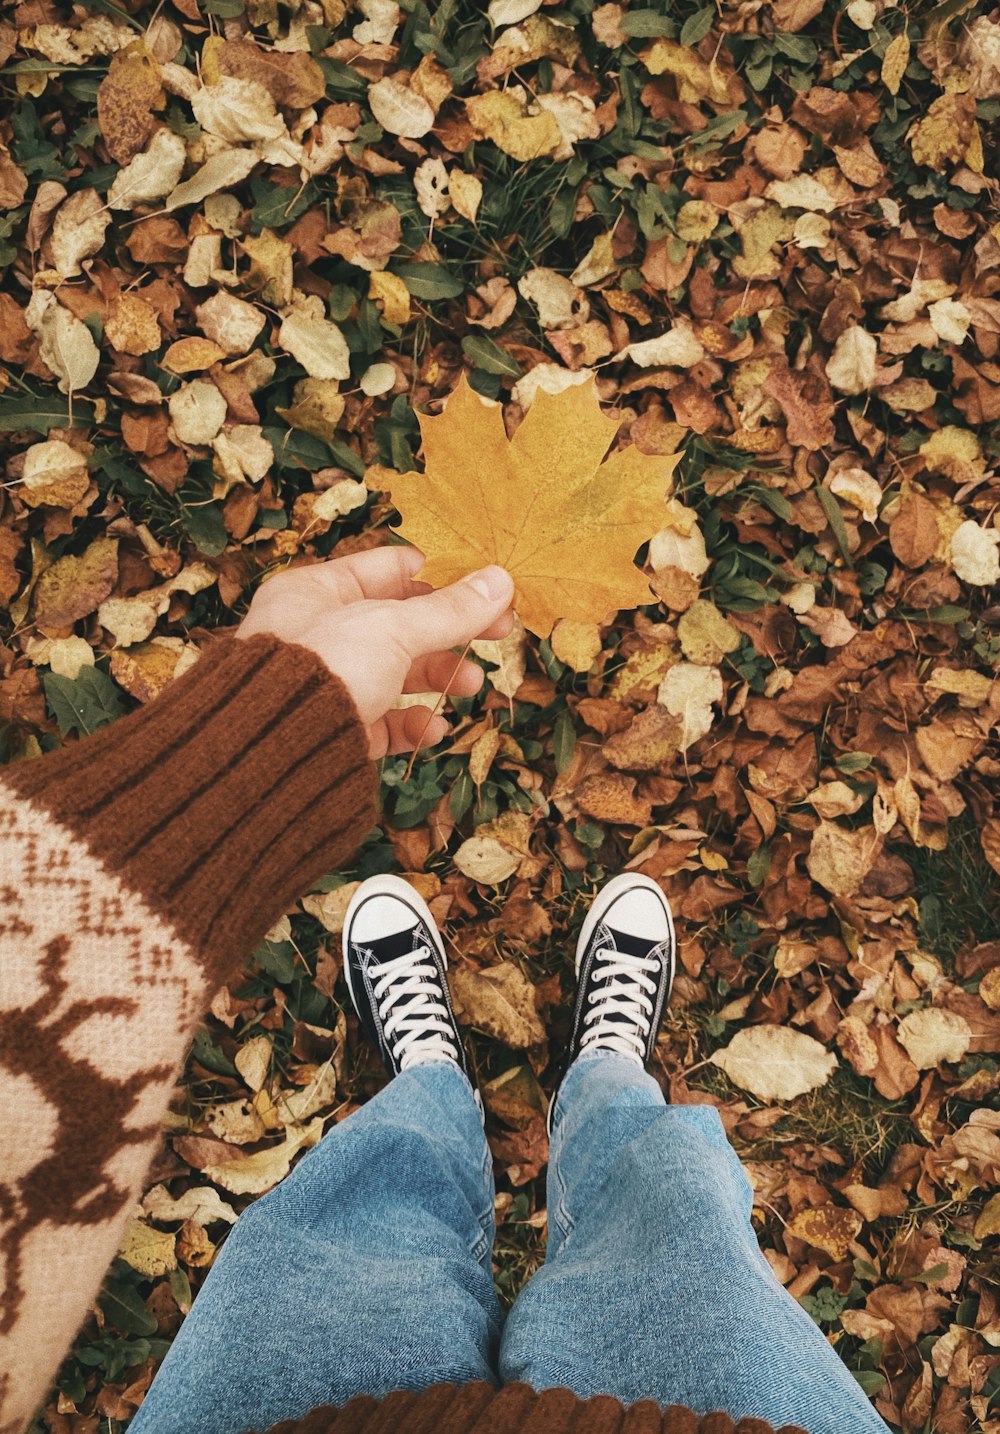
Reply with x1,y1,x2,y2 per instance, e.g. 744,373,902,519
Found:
602,886,671,940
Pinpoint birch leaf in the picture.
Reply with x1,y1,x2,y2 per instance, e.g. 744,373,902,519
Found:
825,326,877,395
711,1026,838,1101
25,292,100,395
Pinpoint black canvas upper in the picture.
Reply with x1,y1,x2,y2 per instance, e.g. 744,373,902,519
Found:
344,895,472,1082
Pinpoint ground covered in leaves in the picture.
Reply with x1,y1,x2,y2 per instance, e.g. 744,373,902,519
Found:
2,0,1000,1428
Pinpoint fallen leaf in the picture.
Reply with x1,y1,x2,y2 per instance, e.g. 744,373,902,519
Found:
117,1219,176,1277
168,379,228,445
657,661,722,751
368,77,435,137
108,127,187,210
806,821,878,898
34,537,119,632
897,1009,973,1069
825,326,877,395
678,601,741,666
450,961,546,1047
550,619,602,672
711,1025,838,1100
950,520,1000,586
277,295,351,380
165,149,261,212
50,189,111,278
786,1204,863,1260
195,293,265,355
517,268,590,330
471,614,527,698
234,1034,272,1093
449,168,483,222
466,88,561,161
624,324,706,369
97,41,164,163
24,291,100,394
20,440,90,509
453,835,520,884
202,1116,325,1196
105,295,162,356
141,1183,238,1227
192,76,286,144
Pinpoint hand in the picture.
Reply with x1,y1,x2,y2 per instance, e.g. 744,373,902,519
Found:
234,545,516,759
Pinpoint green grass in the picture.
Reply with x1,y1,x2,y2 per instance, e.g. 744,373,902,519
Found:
907,809,1000,966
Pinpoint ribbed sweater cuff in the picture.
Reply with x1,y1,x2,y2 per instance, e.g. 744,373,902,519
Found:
3,631,379,986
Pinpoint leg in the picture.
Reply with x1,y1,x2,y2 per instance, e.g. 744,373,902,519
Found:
500,1051,890,1434
131,1062,501,1434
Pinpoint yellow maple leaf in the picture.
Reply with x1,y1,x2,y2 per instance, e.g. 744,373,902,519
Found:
382,376,679,639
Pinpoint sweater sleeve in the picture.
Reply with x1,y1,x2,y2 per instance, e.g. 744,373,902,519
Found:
0,631,379,1434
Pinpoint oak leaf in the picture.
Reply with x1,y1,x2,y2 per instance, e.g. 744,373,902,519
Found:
382,376,678,638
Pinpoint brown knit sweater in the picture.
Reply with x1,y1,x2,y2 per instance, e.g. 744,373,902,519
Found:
0,632,798,1434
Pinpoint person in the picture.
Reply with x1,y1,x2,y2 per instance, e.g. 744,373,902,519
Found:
0,545,891,1434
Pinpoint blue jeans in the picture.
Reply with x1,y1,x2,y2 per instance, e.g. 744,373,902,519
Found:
129,1052,890,1434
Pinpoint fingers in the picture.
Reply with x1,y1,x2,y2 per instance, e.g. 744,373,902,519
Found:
475,609,516,642
404,650,484,697
393,566,516,659
368,706,449,759
315,544,431,603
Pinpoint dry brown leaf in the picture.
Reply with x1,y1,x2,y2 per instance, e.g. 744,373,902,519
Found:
97,41,164,163
575,773,653,827
786,1204,863,1260
201,1117,325,1196
368,77,435,137
466,89,562,161
550,619,602,672
20,440,90,510
105,294,162,356
453,835,520,884
50,189,111,278
212,36,325,109
117,1220,177,1278
678,600,741,666
836,1014,879,1077
602,705,681,772
450,961,546,1047
33,537,119,632
806,821,878,898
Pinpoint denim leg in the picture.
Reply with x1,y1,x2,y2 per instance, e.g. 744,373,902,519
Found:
130,1061,502,1434
499,1050,890,1434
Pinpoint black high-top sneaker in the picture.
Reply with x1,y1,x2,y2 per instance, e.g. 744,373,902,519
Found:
548,873,676,1135
342,875,482,1114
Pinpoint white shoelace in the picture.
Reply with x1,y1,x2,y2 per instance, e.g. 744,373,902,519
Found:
579,945,661,1062
369,943,460,1071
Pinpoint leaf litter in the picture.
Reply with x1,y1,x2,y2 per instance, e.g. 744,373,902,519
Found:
1,0,1000,1426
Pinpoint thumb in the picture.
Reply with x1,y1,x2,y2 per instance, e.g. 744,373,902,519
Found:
395,566,515,657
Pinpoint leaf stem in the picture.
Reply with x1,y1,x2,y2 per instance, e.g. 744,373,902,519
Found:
402,639,473,782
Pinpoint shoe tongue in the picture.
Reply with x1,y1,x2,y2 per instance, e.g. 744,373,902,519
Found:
603,924,656,959
359,925,422,964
